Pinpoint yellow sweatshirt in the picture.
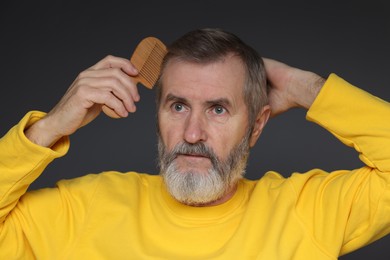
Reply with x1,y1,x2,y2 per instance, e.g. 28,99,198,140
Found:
1,74,390,259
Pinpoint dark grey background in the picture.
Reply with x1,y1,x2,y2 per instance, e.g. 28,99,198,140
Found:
1,0,389,259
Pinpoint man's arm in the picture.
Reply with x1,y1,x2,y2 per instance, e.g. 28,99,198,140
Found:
263,57,325,115
0,55,141,256
25,55,140,147
1,54,140,217
264,58,390,256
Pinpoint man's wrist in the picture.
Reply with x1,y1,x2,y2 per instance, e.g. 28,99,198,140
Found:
25,118,62,148
293,71,325,110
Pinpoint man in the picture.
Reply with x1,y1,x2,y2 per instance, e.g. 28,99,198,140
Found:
1,28,389,259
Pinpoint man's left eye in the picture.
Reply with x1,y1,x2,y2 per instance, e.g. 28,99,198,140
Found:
213,106,226,115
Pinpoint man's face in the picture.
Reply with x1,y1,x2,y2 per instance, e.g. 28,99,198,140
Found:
157,55,251,206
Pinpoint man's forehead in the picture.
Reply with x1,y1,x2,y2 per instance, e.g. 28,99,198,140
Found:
160,56,246,99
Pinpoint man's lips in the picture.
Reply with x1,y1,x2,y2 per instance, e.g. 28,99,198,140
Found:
174,153,213,169
177,153,209,158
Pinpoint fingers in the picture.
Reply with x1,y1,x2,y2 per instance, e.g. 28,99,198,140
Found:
89,55,139,76
77,55,141,116
73,84,131,117
262,57,292,84
78,69,140,109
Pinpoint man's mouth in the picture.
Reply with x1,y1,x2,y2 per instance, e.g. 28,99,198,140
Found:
175,153,212,164
178,153,209,159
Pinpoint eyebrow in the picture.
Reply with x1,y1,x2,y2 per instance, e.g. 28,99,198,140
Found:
164,93,233,109
205,98,232,109
165,93,188,105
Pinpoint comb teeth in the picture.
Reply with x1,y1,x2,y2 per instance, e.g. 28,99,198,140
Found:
139,44,166,85
130,37,167,88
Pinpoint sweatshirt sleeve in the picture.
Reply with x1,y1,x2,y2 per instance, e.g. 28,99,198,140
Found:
307,74,390,172
0,111,69,223
0,111,70,257
291,74,390,256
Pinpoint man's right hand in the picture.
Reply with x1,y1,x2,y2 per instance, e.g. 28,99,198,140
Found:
25,55,140,147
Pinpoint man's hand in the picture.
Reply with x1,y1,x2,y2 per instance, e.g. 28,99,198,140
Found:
25,55,139,147
263,58,325,117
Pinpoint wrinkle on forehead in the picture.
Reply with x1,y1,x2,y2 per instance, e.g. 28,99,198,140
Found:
160,55,246,108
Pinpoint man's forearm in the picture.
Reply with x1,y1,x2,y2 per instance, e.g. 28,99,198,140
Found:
290,71,325,110
263,58,326,116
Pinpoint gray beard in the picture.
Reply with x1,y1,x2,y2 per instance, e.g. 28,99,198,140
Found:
158,134,250,206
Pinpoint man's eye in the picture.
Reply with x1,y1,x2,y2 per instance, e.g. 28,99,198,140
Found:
173,103,184,112
213,106,226,115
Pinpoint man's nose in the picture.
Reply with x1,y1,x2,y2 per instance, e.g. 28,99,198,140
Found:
183,112,207,144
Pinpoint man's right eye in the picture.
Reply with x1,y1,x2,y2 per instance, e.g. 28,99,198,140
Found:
173,103,184,112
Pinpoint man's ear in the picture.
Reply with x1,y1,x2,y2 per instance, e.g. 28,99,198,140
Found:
249,105,271,147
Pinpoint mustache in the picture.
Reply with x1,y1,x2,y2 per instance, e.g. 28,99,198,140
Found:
160,142,220,168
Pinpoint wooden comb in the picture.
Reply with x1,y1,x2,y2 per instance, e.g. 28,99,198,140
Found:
102,37,167,118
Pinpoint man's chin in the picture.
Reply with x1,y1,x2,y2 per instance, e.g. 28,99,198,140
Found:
161,169,226,206
173,168,211,177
